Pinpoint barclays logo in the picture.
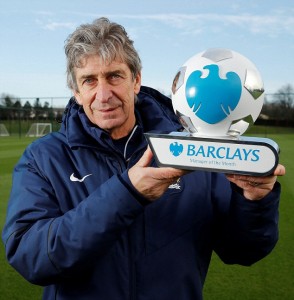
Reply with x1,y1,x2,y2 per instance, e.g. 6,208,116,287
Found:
185,64,242,124
169,142,184,157
169,141,260,162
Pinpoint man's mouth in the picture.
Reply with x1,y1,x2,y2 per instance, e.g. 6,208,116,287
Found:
99,107,116,112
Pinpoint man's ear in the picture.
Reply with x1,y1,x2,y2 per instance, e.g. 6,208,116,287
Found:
73,90,82,105
134,72,141,95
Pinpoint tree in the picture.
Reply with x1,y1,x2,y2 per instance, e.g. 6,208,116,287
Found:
0,94,15,120
3,95,14,107
33,98,42,120
23,101,33,120
274,84,294,121
12,99,22,119
42,101,51,119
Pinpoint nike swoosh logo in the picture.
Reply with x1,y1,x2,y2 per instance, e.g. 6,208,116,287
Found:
70,173,92,182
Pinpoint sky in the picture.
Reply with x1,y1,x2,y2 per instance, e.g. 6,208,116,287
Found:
0,0,293,107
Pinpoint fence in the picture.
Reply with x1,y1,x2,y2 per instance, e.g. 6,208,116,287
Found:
0,107,65,138
0,94,294,138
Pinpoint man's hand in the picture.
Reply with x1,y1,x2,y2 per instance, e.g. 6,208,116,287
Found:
226,164,286,200
128,147,188,201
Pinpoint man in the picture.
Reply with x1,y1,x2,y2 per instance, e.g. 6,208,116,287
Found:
2,18,285,300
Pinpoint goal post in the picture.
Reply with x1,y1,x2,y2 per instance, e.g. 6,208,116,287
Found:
0,123,10,136
26,123,52,137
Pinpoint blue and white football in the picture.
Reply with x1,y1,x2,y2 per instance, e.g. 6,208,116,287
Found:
171,48,264,137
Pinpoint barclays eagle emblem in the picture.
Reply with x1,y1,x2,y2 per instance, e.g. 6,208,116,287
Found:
169,142,183,157
185,64,242,124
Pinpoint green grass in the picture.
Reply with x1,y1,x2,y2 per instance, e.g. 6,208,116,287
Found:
1,119,61,137
0,128,293,299
0,137,43,299
203,130,294,299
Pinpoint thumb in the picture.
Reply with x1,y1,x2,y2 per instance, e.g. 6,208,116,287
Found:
136,146,154,168
273,164,286,176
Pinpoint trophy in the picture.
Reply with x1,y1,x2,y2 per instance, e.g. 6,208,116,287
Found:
145,48,279,176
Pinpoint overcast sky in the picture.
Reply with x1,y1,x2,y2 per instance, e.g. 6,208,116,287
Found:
0,0,293,107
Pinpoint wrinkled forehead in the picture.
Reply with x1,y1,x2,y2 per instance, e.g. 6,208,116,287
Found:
73,54,134,85
80,55,129,71
74,46,126,69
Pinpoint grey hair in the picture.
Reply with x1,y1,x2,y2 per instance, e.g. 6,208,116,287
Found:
65,17,142,91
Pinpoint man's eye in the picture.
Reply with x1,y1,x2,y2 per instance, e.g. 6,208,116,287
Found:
110,74,121,80
84,78,95,84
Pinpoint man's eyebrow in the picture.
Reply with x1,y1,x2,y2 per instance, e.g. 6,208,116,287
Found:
104,69,126,76
78,69,126,80
77,73,96,82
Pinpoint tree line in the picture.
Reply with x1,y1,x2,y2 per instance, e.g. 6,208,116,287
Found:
0,96,60,121
1,84,294,125
261,84,294,124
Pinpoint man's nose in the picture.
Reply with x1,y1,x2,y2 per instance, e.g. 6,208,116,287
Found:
95,81,112,102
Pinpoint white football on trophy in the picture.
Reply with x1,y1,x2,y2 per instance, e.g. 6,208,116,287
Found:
171,48,264,137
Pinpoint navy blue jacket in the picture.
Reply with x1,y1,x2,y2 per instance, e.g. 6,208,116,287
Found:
2,86,280,300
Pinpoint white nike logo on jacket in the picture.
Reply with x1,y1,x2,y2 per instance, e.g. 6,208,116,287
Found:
70,173,92,182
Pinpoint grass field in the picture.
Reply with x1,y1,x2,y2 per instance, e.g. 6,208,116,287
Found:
203,130,294,299
0,127,293,299
0,137,43,299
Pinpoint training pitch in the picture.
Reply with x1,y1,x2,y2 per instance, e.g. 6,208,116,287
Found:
0,130,293,299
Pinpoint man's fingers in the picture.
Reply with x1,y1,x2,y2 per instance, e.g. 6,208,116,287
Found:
273,164,286,176
136,146,153,168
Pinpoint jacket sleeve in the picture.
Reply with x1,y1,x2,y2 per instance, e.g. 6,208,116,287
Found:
212,173,280,266
2,147,144,285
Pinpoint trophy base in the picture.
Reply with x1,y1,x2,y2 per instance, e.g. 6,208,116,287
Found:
145,132,279,176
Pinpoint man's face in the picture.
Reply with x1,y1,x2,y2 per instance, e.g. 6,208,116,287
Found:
74,54,141,139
